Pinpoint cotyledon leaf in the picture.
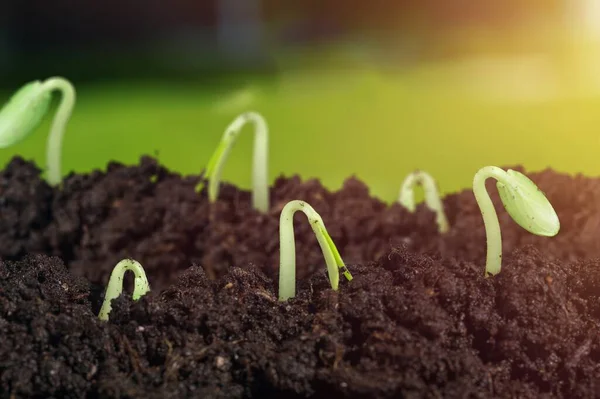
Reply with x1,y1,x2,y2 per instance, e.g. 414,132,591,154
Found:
0,81,52,148
497,169,560,236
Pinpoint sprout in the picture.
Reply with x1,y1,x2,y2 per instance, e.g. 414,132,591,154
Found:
98,259,150,321
398,170,449,233
196,111,269,213
473,166,560,276
0,77,76,185
279,200,353,301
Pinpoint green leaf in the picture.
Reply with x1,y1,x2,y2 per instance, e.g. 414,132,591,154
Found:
195,138,228,194
320,225,353,281
0,81,52,148
496,169,560,236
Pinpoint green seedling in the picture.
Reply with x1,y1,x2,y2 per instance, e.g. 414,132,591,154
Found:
0,77,75,185
279,200,353,301
398,170,449,233
196,111,269,213
98,259,150,321
473,166,560,276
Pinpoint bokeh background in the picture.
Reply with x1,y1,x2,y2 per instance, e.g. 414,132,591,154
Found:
1,1,599,201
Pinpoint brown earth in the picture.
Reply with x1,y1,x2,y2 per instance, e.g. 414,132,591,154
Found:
1,156,599,398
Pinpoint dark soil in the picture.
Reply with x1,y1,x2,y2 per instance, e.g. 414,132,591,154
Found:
1,156,599,289
3,248,600,398
1,156,600,398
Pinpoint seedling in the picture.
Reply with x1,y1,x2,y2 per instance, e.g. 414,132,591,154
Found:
473,166,560,276
196,111,269,213
98,259,150,321
279,200,353,301
398,170,449,233
0,77,75,185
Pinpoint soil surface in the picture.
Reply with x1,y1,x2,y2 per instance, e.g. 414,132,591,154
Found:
1,156,600,398
1,156,599,290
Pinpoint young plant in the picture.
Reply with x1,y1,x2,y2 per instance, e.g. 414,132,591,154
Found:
473,166,560,276
98,259,150,321
195,111,269,213
279,200,353,301
0,77,76,185
398,170,449,233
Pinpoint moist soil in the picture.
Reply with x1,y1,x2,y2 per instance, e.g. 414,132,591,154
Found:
1,156,600,398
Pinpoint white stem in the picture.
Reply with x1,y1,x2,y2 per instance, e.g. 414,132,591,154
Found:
398,170,449,233
208,111,269,212
279,200,345,301
472,166,514,276
98,259,150,321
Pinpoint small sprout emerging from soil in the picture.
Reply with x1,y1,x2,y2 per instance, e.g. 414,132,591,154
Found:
196,111,269,213
98,259,150,321
398,170,449,233
279,200,353,301
473,166,560,276
0,77,75,185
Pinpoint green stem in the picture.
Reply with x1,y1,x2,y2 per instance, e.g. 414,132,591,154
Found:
41,77,76,185
279,200,352,301
472,166,513,276
398,170,449,233
197,111,269,213
98,259,150,321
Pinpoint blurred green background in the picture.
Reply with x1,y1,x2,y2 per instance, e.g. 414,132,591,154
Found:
1,1,600,201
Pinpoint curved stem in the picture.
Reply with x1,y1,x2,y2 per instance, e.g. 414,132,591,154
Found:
198,111,269,212
398,170,449,233
98,259,150,321
472,166,514,276
279,200,352,301
398,172,419,212
41,77,76,185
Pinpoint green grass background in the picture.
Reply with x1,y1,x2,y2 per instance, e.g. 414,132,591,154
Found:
2,44,600,203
